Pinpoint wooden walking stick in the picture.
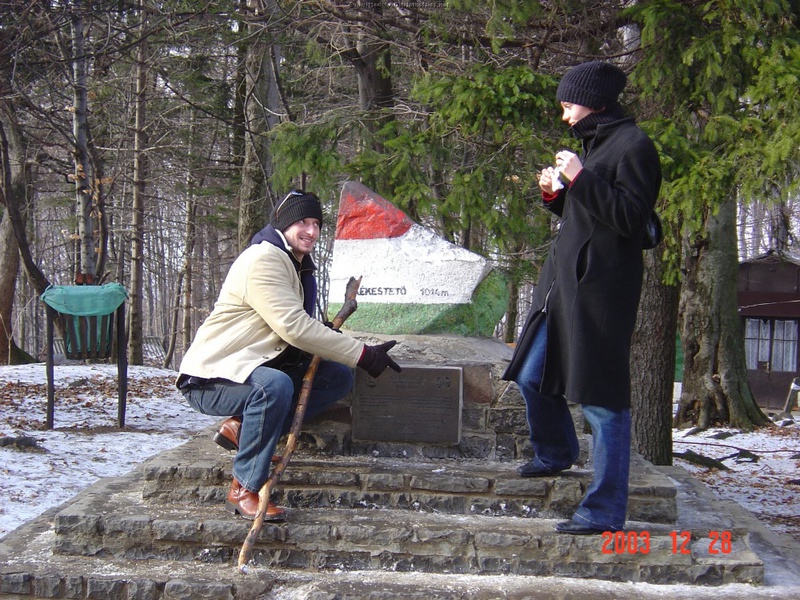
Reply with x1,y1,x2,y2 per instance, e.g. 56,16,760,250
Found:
237,276,362,573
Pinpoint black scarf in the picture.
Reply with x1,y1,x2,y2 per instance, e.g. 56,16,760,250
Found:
570,104,626,141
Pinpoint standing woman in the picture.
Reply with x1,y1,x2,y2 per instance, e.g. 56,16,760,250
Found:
503,61,662,534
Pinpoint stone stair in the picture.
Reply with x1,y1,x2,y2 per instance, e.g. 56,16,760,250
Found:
140,440,677,525
55,440,691,573
0,335,790,599
0,425,768,599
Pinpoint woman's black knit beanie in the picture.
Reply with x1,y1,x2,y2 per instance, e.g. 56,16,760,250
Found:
270,190,324,231
556,61,627,110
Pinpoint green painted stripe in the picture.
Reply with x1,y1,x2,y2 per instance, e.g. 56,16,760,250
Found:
330,270,508,337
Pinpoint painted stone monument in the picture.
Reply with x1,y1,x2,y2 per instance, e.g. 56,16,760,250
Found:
328,181,507,336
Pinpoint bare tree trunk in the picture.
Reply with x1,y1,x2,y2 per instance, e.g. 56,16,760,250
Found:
163,199,195,370
772,199,790,252
87,113,109,282
0,93,29,363
70,0,95,283
181,231,196,355
128,6,148,365
503,250,526,345
355,12,393,112
164,126,198,369
675,195,769,430
345,1,394,157
631,249,679,465
0,127,49,298
504,278,519,344
237,0,281,251
0,210,20,365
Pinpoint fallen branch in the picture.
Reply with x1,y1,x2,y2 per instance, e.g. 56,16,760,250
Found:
237,276,361,573
673,449,729,470
720,449,760,463
673,440,799,454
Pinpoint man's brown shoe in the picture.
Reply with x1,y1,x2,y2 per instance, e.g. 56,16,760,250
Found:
213,416,242,451
213,417,282,462
225,478,286,521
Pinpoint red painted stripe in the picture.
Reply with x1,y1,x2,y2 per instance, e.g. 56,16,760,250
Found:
336,182,413,239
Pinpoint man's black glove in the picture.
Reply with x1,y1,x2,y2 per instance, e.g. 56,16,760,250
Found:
323,320,341,333
358,340,402,378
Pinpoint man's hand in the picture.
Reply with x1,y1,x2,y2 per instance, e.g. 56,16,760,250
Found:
358,341,402,377
323,320,341,333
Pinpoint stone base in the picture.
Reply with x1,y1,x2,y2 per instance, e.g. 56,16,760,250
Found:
2,334,798,598
0,428,773,600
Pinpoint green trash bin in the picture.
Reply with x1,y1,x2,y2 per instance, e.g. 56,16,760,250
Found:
41,283,128,429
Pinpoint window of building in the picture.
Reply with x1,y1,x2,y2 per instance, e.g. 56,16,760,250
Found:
745,318,798,372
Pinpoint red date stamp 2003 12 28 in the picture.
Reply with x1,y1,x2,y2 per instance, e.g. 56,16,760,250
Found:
600,530,733,555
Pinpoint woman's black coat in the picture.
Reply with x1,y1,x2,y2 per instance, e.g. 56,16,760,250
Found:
503,117,662,410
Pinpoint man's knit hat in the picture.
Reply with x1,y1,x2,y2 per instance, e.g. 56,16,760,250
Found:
270,190,324,231
556,61,627,110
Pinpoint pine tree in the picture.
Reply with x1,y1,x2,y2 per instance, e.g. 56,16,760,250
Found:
632,0,800,429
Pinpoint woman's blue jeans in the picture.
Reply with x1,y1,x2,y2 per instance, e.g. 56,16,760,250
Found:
514,321,630,530
183,359,353,493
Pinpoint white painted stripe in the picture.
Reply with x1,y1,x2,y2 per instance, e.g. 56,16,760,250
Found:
329,225,491,305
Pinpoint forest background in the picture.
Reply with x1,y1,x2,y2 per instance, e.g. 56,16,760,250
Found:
1,0,799,466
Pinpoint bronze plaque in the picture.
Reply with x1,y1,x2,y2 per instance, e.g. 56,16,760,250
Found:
352,365,463,444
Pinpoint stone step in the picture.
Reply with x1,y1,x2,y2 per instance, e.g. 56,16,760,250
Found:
49,465,761,587
3,429,787,599
0,536,773,600
141,429,678,524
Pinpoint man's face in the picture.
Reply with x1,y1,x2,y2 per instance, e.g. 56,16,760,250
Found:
283,218,320,258
560,102,594,126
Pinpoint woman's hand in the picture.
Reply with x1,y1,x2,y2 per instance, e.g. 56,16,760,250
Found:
555,150,582,182
539,166,563,194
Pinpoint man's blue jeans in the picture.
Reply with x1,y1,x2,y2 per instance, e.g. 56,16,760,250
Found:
514,321,630,530
182,359,353,493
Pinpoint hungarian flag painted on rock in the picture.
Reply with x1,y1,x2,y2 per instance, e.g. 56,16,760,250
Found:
328,182,507,337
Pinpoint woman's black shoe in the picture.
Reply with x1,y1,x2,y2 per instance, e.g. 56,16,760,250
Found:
517,459,564,478
555,519,614,535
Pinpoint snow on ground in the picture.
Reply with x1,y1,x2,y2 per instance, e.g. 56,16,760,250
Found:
672,415,800,539
0,363,217,537
0,365,798,546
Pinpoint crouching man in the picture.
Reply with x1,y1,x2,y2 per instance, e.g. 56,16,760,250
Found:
177,190,401,520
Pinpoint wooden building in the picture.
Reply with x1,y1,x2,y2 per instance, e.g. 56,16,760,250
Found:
737,250,800,410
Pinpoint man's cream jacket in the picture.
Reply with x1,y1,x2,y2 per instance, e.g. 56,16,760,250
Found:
179,242,363,383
